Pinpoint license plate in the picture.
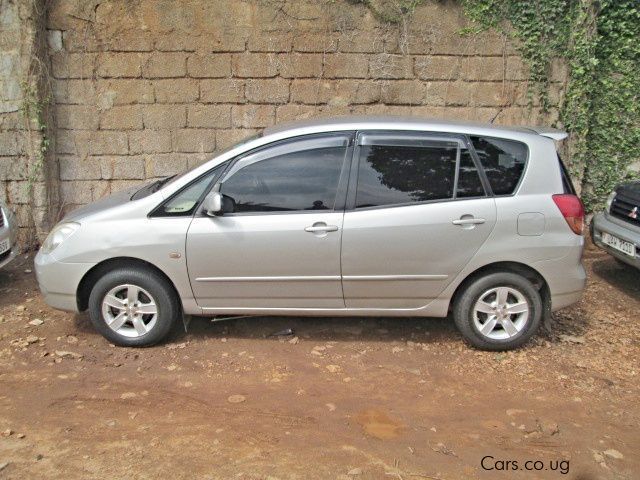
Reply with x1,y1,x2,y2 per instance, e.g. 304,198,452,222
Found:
602,232,636,257
0,238,9,255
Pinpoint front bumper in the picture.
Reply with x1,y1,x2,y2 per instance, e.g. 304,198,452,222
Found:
592,212,640,269
34,250,96,312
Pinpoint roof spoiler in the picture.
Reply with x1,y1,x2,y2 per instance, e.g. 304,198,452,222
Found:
525,126,568,141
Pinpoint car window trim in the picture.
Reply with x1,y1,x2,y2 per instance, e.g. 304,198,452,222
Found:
221,135,350,182
462,134,492,197
452,143,462,200
207,132,355,217
358,133,464,148
346,130,482,211
350,195,492,213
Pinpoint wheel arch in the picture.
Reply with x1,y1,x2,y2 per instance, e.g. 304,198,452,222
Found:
450,261,551,317
76,257,183,313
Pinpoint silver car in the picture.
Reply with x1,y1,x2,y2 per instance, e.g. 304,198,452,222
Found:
591,181,640,269
35,117,586,350
0,200,17,269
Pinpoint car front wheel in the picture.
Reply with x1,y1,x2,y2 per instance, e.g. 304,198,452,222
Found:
453,272,542,350
88,267,179,347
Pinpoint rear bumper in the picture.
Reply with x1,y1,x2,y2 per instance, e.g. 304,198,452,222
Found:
533,244,586,312
592,212,640,269
550,289,584,312
34,250,95,312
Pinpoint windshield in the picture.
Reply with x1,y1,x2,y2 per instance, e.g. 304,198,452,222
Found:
130,132,262,200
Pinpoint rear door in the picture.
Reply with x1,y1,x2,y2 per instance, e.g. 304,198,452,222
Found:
341,132,497,309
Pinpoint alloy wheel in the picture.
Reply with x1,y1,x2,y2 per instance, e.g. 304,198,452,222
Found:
472,286,529,340
101,284,158,338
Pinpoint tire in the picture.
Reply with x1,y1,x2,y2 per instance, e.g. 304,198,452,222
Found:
88,266,180,347
453,272,542,351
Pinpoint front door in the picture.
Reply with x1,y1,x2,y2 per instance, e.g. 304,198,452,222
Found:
186,134,352,310
341,132,497,309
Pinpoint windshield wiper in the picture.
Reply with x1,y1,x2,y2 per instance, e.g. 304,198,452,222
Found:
149,175,176,193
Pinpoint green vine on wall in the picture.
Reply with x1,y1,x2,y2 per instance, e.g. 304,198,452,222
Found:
20,81,50,197
460,0,574,111
461,0,640,212
355,0,639,212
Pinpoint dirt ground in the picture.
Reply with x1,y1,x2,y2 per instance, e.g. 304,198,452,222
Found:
0,243,638,480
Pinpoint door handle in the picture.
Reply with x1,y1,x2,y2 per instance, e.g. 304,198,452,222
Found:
452,217,486,226
305,224,339,233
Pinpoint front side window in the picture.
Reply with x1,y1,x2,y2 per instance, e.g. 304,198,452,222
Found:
219,138,348,213
355,138,483,209
470,136,528,195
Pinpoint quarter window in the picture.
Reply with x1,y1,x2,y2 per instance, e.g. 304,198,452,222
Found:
220,140,347,213
155,165,222,216
470,136,528,195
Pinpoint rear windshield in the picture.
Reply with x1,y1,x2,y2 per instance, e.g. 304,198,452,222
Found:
470,136,528,195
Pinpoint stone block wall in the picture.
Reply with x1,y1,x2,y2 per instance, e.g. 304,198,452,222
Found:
1,0,57,247
2,0,567,245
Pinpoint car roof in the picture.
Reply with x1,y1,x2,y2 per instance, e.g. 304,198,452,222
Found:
263,116,567,141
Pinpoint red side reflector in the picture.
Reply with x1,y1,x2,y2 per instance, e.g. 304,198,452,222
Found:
552,194,585,235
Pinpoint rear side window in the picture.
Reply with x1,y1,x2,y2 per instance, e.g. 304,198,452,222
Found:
470,136,528,195
354,138,485,209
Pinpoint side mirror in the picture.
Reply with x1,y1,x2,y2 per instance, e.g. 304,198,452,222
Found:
203,191,223,216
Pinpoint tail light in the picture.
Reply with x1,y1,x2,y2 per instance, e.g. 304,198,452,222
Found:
552,194,585,235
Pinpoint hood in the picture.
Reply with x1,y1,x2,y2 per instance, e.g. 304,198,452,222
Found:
63,184,143,222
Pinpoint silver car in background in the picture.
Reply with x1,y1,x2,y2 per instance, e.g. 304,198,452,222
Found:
0,200,17,269
35,117,586,350
591,180,640,269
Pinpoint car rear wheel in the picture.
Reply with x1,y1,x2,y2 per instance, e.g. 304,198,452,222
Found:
88,267,179,347
453,272,542,350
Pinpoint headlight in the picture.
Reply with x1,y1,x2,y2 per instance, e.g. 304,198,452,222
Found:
41,222,80,254
605,191,617,212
